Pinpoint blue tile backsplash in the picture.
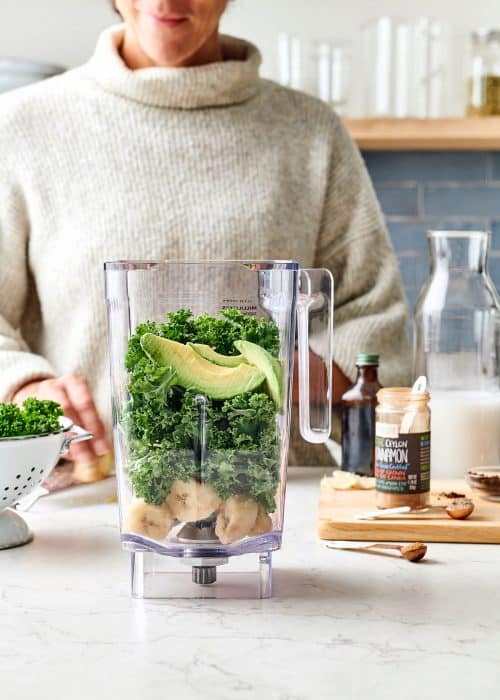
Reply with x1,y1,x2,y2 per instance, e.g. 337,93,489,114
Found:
363,150,500,336
364,152,489,183
373,184,420,217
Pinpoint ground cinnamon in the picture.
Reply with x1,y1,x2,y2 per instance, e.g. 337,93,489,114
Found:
375,388,431,509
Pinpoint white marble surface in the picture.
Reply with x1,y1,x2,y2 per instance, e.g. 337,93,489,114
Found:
2,468,500,699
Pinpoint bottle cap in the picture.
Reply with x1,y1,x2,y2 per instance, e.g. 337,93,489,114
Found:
356,353,379,366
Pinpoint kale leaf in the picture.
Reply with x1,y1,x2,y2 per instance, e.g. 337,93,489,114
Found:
126,308,280,365
0,398,63,438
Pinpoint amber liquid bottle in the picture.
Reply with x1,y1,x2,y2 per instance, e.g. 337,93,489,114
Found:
341,354,382,476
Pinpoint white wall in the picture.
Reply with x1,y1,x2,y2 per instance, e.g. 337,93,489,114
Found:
1,0,499,112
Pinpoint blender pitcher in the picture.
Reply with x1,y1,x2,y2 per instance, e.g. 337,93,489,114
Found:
105,261,333,599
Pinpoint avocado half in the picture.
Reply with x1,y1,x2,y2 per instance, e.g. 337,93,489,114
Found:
140,334,265,400
234,340,284,409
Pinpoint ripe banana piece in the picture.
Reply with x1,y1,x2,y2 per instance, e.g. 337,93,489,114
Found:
215,495,259,545
249,505,273,536
165,479,221,523
123,499,175,541
72,451,114,484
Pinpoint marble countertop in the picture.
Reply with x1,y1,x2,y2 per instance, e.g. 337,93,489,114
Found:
2,467,500,699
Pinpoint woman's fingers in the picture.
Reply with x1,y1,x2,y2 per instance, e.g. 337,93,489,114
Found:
62,374,110,457
37,379,95,463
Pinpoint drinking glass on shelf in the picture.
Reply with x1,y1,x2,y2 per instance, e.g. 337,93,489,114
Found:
413,17,447,118
277,32,304,90
361,16,448,118
361,16,398,117
316,41,351,114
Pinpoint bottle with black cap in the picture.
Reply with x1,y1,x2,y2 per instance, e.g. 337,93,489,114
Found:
341,354,382,477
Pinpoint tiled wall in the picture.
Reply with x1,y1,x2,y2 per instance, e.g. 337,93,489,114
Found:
363,151,500,333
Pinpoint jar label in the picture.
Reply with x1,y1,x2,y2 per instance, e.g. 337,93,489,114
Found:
375,430,431,494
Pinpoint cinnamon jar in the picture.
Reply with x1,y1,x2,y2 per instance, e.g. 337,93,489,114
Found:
375,388,431,509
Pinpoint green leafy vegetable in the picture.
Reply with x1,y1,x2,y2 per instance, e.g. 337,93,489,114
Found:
125,308,280,367
0,398,63,438
124,309,281,512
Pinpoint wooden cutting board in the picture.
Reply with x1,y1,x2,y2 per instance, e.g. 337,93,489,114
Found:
318,478,500,543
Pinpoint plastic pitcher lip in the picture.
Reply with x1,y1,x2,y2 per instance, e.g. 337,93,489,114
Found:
103,259,300,271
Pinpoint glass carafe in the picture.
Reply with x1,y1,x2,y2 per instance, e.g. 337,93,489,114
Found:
413,231,500,479
105,261,333,599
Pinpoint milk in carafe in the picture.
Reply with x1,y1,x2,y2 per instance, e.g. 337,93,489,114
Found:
430,390,500,478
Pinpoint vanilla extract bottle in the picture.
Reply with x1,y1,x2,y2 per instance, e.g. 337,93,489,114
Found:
341,354,382,477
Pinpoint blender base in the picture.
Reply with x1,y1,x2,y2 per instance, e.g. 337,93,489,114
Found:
131,550,273,599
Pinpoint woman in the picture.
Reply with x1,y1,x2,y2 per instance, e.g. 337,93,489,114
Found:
0,0,410,467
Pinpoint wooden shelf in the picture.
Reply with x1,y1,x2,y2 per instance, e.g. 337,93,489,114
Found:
343,117,500,151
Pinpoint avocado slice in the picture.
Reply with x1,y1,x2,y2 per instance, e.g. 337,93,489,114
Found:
140,334,265,400
234,340,284,409
188,343,248,368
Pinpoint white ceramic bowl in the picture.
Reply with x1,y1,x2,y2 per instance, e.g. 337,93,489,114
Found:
0,418,92,549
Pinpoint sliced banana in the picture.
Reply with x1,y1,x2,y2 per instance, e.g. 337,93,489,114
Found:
331,470,360,490
73,452,114,484
322,473,376,492
215,495,259,545
249,505,273,536
165,479,221,523
123,499,175,541
359,476,375,490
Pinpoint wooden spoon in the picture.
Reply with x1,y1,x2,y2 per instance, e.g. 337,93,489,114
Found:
445,499,475,520
327,541,428,562
356,499,474,521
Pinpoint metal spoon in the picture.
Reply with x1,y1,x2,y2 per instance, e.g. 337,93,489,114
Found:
327,541,428,562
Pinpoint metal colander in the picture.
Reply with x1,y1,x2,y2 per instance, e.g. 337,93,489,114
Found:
0,419,92,549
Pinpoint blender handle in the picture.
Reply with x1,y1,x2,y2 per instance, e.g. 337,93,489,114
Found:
297,269,334,444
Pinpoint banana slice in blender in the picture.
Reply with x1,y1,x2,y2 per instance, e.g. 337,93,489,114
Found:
249,505,273,536
215,495,259,544
124,499,175,541
165,479,221,523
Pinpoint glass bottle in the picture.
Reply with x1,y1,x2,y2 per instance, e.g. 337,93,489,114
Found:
413,231,500,479
467,29,500,116
341,354,382,476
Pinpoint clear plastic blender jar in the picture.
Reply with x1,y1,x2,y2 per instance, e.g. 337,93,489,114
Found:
105,261,333,598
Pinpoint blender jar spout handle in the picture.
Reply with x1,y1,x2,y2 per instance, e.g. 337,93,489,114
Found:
297,269,334,444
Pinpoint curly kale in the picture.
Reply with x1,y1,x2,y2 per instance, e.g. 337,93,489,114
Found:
124,309,281,512
0,398,63,438
125,308,280,366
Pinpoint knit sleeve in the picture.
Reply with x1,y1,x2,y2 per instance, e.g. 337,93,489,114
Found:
0,172,56,401
314,116,411,387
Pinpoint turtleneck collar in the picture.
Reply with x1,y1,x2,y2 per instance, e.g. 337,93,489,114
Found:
81,24,262,109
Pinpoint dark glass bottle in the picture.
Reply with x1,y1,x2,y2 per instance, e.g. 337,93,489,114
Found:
341,354,382,476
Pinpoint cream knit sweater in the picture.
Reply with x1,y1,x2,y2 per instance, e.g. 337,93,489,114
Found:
0,26,410,464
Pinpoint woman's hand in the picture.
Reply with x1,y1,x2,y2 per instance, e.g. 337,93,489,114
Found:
13,374,110,463
292,351,351,405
